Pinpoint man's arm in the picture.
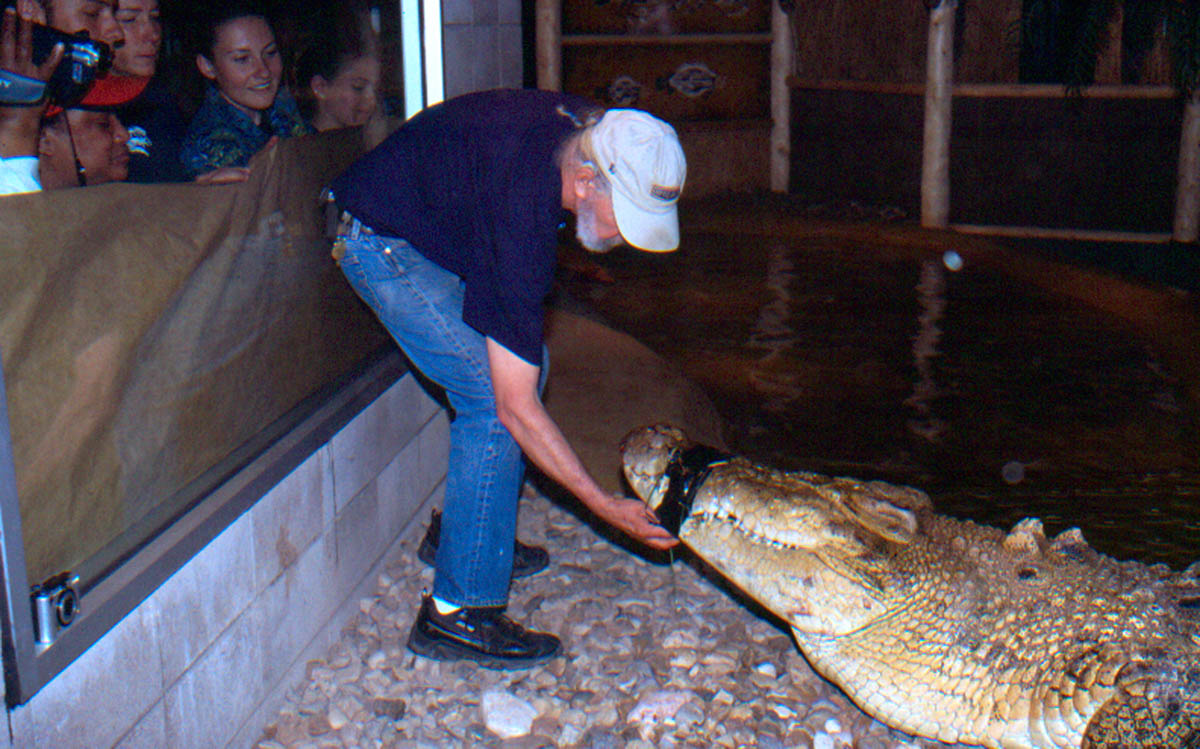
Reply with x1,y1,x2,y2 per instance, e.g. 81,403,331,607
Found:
486,336,678,550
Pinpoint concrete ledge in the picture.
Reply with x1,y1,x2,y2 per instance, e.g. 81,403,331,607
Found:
5,374,448,749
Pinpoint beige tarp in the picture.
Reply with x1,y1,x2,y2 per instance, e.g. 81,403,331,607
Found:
0,130,393,585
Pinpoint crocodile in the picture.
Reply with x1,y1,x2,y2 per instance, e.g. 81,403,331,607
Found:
620,424,1200,749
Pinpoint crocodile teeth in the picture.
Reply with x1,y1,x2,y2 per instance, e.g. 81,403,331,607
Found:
693,510,799,551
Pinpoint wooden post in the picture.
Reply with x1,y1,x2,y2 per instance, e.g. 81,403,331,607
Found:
1174,91,1200,242
921,0,955,228
536,0,562,92
769,0,792,192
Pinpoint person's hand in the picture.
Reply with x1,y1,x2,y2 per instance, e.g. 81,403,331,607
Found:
194,166,251,185
1,7,62,84
598,493,679,550
0,8,62,158
14,0,46,25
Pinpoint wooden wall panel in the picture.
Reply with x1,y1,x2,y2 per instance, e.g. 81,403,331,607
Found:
562,0,769,35
563,43,770,120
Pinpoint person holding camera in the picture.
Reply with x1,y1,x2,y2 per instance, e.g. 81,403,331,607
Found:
0,7,57,193
0,6,142,194
1,0,126,193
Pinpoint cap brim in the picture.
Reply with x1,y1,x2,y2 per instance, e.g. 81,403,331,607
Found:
611,186,680,252
44,74,150,118
80,74,150,108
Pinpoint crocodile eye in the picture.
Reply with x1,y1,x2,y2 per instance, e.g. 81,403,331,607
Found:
1179,596,1200,609
1017,567,1038,581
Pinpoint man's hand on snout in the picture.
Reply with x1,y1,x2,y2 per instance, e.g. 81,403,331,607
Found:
602,493,679,551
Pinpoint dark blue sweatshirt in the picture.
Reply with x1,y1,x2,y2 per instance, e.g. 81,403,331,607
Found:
330,88,601,365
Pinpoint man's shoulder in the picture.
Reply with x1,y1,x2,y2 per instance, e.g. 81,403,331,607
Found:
419,88,601,130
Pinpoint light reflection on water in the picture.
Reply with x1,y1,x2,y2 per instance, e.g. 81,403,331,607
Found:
556,227,1200,570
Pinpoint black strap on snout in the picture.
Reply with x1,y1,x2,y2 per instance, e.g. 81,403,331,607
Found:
658,444,732,537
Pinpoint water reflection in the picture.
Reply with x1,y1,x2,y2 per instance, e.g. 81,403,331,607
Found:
904,259,948,443
747,242,800,415
556,221,1200,569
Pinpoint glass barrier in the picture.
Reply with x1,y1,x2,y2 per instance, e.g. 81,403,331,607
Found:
0,129,392,594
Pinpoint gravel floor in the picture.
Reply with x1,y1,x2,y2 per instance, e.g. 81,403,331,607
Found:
255,487,961,749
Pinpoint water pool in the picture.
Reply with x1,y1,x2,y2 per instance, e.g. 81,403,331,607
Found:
556,209,1200,570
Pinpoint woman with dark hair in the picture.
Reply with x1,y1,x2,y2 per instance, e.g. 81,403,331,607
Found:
295,36,380,132
179,2,308,178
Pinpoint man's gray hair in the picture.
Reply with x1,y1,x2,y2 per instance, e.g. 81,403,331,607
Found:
574,128,611,196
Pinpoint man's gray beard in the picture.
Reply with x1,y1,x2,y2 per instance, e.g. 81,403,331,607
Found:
576,196,623,253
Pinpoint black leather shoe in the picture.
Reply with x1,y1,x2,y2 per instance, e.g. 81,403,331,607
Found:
406,595,561,669
417,510,549,578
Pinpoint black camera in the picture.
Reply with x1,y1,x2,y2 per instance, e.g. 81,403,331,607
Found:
0,5,113,107
31,572,80,645
31,22,113,106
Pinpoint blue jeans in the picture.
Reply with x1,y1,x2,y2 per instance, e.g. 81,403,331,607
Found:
338,231,538,607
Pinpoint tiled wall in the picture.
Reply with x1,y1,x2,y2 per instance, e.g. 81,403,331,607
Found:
442,0,524,97
4,373,449,748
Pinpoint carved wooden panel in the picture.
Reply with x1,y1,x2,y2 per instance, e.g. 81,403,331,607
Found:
563,43,769,120
562,0,769,35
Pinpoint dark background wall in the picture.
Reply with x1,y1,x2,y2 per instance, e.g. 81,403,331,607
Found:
790,88,1182,233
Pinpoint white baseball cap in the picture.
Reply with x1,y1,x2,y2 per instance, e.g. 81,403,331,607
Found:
587,109,686,252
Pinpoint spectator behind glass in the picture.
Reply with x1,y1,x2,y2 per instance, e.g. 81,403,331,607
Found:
109,0,249,184
0,7,60,194
295,37,379,132
179,3,309,178
14,0,123,47
111,0,155,76
38,102,131,188
1,4,143,194
108,0,176,182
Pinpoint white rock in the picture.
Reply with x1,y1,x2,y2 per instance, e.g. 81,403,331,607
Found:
812,732,835,749
627,689,697,727
327,705,348,731
662,630,700,649
559,723,584,745
669,650,698,669
481,689,537,739
712,689,736,705
366,650,386,670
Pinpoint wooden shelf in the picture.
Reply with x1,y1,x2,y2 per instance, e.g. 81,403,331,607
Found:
562,32,771,46
788,77,1178,100
675,117,772,131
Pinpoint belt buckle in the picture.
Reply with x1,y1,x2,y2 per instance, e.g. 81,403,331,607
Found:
331,236,348,262
331,211,355,262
